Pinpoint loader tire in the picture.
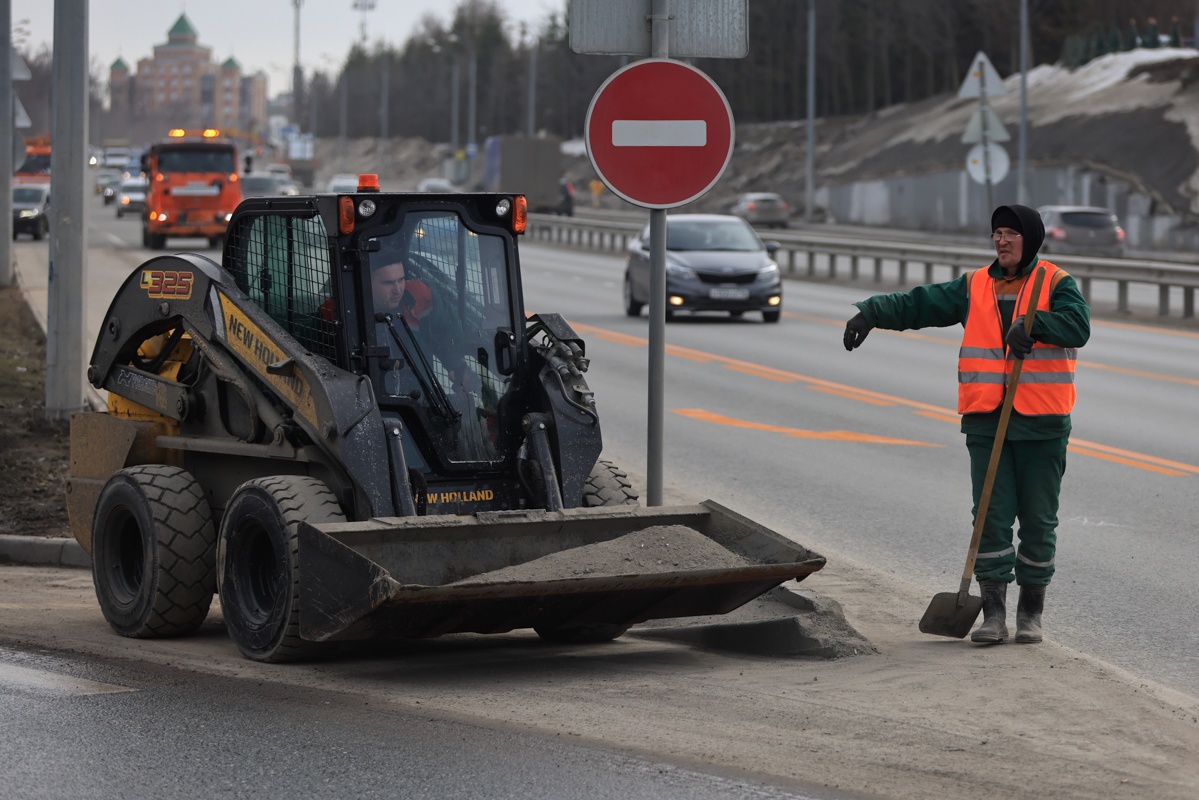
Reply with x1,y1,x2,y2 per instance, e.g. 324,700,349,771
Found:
218,476,346,663
580,459,640,508
91,466,217,638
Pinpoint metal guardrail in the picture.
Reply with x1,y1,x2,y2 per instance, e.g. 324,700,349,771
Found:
527,214,1199,319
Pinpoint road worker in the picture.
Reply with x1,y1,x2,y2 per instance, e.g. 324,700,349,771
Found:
842,204,1091,644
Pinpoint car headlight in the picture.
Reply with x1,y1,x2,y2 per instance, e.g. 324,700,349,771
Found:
758,261,779,278
665,262,697,280
19,209,37,218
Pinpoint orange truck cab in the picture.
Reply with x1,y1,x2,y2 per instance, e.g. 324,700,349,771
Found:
142,128,241,250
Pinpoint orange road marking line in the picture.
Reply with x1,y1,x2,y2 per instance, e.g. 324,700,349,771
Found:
1083,361,1199,387
914,410,962,423
1069,439,1199,475
809,386,895,406
723,362,799,382
675,408,941,446
1093,319,1199,338
1068,445,1188,476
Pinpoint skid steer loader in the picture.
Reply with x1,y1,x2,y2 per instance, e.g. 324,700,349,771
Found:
67,179,825,662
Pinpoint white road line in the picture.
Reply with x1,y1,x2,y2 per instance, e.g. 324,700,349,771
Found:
0,662,136,696
612,120,707,147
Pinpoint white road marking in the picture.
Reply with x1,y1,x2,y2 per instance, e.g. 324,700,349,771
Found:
0,662,136,696
612,120,706,147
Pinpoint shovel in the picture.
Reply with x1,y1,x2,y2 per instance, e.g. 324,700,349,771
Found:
919,266,1047,638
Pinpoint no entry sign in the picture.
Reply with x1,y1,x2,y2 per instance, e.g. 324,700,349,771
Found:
585,59,734,209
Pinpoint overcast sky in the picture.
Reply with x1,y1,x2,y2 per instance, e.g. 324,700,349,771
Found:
11,0,566,98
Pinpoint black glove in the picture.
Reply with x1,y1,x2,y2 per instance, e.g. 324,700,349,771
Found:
843,312,873,351
1005,315,1035,359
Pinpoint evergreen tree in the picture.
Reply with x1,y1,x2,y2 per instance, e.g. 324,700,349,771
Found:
1144,17,1160,48
1124,18,1140,50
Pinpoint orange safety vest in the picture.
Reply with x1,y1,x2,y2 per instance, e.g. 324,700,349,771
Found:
958,261,1077,416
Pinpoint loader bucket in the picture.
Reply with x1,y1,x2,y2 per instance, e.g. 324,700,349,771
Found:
296,500,825,642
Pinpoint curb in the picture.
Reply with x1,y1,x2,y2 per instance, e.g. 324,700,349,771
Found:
0,535,91,568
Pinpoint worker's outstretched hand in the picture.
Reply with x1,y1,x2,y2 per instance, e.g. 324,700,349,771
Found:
1005,315,1035,359
843,312,873,351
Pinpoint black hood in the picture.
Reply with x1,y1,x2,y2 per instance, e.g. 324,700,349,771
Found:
991,204,1044,273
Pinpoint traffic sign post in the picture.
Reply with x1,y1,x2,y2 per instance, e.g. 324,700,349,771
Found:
585,59,734,209
958,51,1008,212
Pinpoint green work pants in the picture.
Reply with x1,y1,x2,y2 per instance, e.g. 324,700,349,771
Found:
966,435,1069,587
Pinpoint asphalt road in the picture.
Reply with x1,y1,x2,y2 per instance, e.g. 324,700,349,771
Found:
515,239,1199,700
0,645,827,800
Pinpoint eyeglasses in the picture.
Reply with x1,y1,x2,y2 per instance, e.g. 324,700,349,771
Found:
990,231,1023,243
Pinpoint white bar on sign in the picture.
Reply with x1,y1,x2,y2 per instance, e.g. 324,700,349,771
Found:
612,120,707,147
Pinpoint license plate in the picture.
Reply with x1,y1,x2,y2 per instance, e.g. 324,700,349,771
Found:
709,287,750,300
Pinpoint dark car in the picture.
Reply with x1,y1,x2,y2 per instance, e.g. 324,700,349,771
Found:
730,192,791,228
624,214,782,323
1037,205,1125,258
241,172,294,198
115,177,148,218
12,184,51,240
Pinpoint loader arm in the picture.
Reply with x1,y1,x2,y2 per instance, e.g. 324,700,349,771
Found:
87,252,397,519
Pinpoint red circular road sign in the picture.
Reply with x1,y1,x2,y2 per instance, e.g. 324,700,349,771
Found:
585,59,734,209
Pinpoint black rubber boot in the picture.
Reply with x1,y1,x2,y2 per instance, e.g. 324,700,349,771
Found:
970,581,1009,644
1016,585,1046,644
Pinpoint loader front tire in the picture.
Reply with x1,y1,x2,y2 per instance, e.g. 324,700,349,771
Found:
217,476,345,663
91,466,217,638
581,459,639,508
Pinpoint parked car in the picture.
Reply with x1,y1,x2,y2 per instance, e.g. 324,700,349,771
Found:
325,173,362,193
730,192,791,228
115,177,147,218
416,177,456,192
12,184,51,240
624,214,783,323
1037,205,1125,258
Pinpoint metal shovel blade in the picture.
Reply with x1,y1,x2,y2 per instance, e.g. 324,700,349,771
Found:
919,591,984,639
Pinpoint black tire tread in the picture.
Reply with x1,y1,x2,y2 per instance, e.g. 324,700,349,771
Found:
228,476,345,663
581,459,639,507
100,465,216,638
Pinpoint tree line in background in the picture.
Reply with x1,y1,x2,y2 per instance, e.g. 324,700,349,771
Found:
14,0,1199,147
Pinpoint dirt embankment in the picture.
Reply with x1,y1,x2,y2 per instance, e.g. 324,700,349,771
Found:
0,286,71,538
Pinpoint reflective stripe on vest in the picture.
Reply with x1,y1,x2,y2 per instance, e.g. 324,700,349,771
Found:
957,261,1077,415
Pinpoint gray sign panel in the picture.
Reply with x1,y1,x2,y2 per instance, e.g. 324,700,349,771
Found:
569,0,748,58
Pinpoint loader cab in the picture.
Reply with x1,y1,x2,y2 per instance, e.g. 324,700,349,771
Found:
223,193,529,478
361,205,523,469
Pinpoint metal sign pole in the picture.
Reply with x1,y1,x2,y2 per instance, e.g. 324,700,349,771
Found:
978,56,994,213
646,0,670,507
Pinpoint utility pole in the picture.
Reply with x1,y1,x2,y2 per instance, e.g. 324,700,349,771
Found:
292,0,303,125
805,0,815,224
1,0,14,287
46,0,88,419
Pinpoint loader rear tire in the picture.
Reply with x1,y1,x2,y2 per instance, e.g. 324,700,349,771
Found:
581,459,639,508
217,476,346,663
91,466,217,638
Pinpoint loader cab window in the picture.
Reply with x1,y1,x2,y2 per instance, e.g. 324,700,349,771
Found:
369,210,515,465
226,213,338,360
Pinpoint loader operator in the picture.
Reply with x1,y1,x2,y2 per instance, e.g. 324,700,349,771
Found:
371,255,433,329
841,204,1090,645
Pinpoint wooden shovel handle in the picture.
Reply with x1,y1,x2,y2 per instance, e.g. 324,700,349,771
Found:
957,265,1047,597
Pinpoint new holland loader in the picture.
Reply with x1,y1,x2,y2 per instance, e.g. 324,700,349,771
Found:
67,179,825,662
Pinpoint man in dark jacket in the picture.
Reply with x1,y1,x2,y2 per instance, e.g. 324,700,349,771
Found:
842,205,1090,645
